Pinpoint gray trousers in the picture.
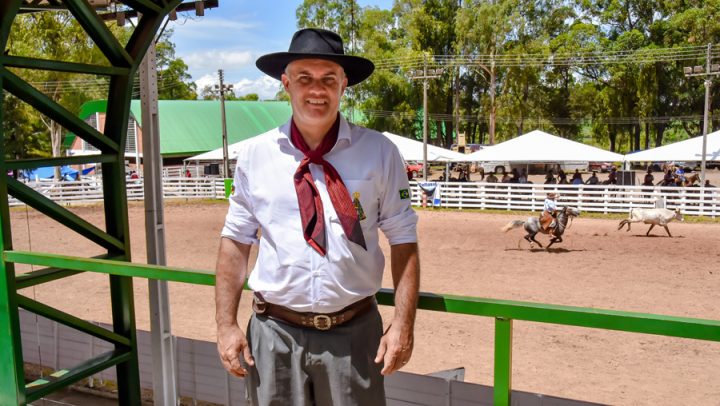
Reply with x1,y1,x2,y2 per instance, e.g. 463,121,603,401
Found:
244,305,385,406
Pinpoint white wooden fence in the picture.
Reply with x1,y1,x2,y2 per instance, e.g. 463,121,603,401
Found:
8,177,228,207
9,178,720,217
411,181,720,217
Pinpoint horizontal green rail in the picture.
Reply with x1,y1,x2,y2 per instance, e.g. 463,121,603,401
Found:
24,349,133,404
6,251,215,286
7,250,720,405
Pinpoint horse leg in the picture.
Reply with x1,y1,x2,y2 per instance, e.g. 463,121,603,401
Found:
530,235,544,248
547,235,562,249
646,224,655,236
523,234,534,248
663,225,673,238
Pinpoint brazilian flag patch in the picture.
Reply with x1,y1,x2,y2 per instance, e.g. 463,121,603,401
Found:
399,189,410,200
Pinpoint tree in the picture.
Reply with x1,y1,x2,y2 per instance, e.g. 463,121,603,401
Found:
156,29,198,100
7,11,129,177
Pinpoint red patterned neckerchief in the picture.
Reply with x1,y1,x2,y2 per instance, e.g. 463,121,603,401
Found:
290,116,366,255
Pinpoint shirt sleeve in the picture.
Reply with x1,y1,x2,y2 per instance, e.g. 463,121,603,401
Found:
220,154,260,245
377,143,418,245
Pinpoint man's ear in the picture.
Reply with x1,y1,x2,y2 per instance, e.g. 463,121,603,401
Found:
281,74,290,92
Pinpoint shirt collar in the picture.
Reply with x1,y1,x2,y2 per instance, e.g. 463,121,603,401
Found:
276,114,352,150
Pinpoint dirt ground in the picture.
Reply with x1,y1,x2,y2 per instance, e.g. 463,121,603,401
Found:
10,201,720,406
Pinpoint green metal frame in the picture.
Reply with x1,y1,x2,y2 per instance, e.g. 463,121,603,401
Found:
0,1,181,404
4,251,720,405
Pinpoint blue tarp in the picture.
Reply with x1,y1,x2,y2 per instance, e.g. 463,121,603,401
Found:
22,166,80,181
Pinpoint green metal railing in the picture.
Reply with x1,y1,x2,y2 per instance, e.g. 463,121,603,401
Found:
5,250,720,406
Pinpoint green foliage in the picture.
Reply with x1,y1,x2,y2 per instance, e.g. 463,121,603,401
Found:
291,0,720,151
156,29,198,100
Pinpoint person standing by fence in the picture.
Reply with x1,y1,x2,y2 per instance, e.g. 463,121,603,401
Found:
214,28,420,406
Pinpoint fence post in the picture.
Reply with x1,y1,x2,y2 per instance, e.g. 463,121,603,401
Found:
493,317,513,406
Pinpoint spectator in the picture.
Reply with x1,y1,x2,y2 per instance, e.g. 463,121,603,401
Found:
674,166,686,183
585,171,599,185
660,169,674,186
557,169,568,184
606,166,617,184
501,171,511,183
642,168,654,186
571,169,583,185
518,168,528,184
485,172,498,183
544,169,556,184
705,180,716,188
509,168,520,183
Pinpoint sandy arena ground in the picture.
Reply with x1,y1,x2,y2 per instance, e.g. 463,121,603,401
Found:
9,200,720,406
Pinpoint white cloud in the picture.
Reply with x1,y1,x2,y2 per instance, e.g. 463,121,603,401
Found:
194,73,216,92
183,50,254,72
232,76,283,100
193,74,281,100
171,17,257,41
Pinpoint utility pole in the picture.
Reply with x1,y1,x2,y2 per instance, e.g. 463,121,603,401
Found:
683,43,720,188
409,54,443,180
215,69,233,178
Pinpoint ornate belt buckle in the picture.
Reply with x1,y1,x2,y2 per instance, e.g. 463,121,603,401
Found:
313,315,332,330
252,292,267,314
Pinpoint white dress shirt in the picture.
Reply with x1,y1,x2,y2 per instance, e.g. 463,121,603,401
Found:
221,116,418,313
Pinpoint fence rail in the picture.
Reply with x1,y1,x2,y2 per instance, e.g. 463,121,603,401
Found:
411,181,720,217
6,250,720,406
9,178,720,217
7,177,228,207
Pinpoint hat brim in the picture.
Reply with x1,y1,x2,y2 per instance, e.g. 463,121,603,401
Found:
256,52,375,86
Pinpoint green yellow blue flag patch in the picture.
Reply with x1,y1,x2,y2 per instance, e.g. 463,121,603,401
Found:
399,189,410,200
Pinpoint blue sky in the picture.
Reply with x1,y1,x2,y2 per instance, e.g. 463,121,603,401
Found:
169,0,392,99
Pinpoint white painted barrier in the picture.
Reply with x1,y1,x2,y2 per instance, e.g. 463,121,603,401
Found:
410,181,720,217
9,178,720,217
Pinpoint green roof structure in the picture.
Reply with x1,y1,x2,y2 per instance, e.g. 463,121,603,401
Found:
70,99,293,158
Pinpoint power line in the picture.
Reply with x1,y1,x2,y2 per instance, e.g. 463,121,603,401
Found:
373,44,720,71
361,109,709,125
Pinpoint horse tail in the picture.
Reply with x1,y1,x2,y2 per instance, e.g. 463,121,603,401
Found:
501,220,525,233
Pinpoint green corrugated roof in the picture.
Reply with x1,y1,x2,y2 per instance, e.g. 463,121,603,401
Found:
71,99,292,157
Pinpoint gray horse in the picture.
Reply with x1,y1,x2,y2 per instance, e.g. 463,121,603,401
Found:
502,206,580,249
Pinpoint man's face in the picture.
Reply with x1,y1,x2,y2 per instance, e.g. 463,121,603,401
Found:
282,59,347,127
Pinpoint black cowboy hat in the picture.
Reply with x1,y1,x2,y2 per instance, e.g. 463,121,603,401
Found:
255,28,374,86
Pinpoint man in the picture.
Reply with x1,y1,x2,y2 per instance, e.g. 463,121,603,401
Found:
585,171,599,185
215,28,420,406
540,192,559,233
607,166,617,184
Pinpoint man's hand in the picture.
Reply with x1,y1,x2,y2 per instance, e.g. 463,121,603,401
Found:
374,323,414,376
217,324,254,377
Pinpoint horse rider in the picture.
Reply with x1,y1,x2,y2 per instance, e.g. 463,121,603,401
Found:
540,192,559,234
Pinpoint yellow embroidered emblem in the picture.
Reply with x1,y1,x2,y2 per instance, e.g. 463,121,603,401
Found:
352,192,366,221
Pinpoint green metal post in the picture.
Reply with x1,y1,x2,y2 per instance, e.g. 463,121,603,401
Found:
104,67,141,406
0,2,26,403
494,317,513,406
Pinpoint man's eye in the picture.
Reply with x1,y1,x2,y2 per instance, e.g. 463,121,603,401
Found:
298,76,311,84
322,77,336,85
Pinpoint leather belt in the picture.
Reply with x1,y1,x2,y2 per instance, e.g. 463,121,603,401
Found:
252,292,375,331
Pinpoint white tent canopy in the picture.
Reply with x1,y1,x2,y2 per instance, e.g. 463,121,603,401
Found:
453,130,624,163
186,131,467,163
623,130,720,162
185,141,248,162
381,132,467,162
